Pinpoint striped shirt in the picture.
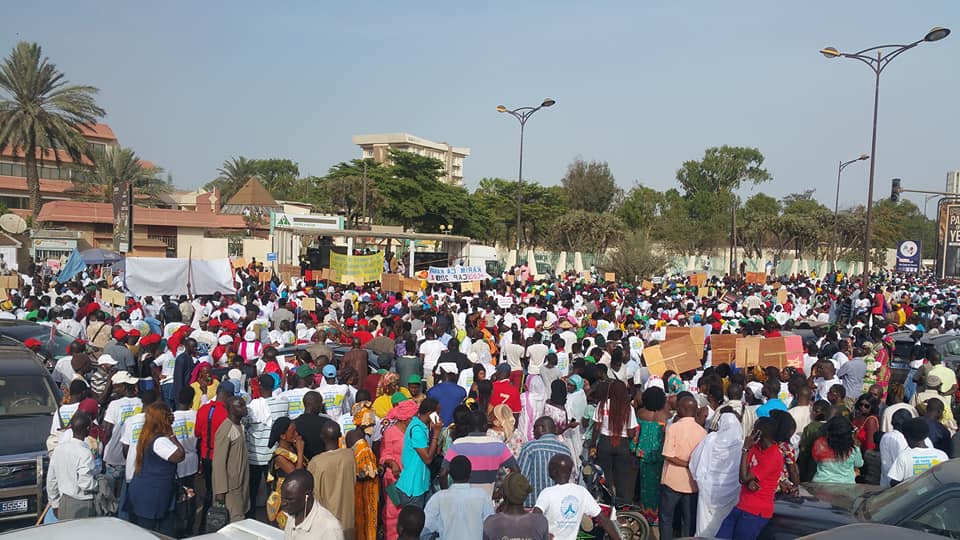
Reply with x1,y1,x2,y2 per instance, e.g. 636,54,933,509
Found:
442,433,518,497
246,395,289,465
517,434,573,507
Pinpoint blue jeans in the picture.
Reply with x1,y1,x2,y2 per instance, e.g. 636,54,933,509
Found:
717,507,769,540
161,383,174,408
905,368,918,402
105,464,129,519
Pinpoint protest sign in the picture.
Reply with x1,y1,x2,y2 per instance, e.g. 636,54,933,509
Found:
497,296,514,309
710,334,738,364
644,338,701,377
101,288,126,307
427,265,491,283
735,336,762,367
232,257,246,269
402,277,422,293
300,297,317,312
784,335,804,369
777,289,788,305
102,267,112,284
745,272,767,285
603,272,616,282
330,251,384,284
759,337,788,369
0,275,19,290
462,281,481,293
665,326,706,359
688,272,707,286
641,280,655,291
381,272,403,293
258,270,273,283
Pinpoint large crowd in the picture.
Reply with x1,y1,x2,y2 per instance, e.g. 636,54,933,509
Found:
23,257,960,540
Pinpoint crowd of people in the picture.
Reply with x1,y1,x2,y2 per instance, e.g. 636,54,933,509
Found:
28,258,960,540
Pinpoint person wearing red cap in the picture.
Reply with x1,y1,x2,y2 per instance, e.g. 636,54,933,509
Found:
104,327,136,374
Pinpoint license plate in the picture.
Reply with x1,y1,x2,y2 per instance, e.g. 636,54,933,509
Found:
0,499,27,514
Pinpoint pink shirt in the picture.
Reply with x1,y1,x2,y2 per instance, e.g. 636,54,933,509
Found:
661,417,707,493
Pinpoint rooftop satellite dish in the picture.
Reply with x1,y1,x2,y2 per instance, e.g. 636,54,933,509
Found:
0,214,27,235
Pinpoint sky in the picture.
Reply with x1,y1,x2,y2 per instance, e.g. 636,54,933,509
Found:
2,1,957,214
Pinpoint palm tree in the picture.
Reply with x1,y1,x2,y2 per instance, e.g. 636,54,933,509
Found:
0,42,105,222
205,156,258,202
71,147,171,206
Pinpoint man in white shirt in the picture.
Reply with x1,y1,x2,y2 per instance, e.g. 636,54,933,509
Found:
534,455,620,540
889,418,949,486
102,372,143,516
281,469,344,540
879,408,913,488
47,412,97,519
419,329,446,386
56,309,84,339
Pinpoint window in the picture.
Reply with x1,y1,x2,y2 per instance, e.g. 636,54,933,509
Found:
903,495,960,538
146,226,177,258
942,339,960,357
228,237,243,257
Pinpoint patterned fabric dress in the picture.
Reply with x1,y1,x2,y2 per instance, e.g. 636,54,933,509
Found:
632,419,665,524
353,438,379,540
265,447,299,529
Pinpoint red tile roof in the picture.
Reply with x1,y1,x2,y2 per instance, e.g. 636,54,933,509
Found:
38,200,261,230
78,124,117,141
0,176,74,194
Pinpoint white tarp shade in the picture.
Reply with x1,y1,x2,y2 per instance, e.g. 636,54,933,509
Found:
125,257,236,297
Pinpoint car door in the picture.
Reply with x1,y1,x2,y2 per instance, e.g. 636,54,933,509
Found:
898,490,960,538
938,338,960,372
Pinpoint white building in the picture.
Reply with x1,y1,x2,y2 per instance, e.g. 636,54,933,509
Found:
352,133,469,185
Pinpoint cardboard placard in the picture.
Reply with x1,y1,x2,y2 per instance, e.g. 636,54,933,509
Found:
664,326,706,359
603,272,616,282
381,272,403,293
321,268,333,281
735,336,762,367
745,272,766,285
644,338,701,377
698,285,710,299
402,277,421,293
462,280,481,293
710,334,738,364
777,289,788,305
101,267,112,284
497,296,514,309
721,291,738,305
641,280,654,291
688,272,707,286
759,337,788,369
0,275,20,290
232,257,246,269
300,297,317,312
259,270,273,283
279,264,300,277
101,288,126,307
784,335,804,370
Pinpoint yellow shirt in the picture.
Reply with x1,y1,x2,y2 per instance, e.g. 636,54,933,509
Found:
372,387,411,418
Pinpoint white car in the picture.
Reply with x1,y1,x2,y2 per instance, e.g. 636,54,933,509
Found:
1,516,284,540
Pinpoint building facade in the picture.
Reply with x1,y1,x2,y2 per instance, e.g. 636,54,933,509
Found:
0,123,121,211
352,133,469,185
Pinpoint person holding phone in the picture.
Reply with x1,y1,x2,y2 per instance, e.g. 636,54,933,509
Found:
395,398,443,509
716,415,784,540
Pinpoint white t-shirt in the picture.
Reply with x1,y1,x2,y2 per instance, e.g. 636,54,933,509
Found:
420,340,446,372
103,397,143,467
888,446,949,483
527,343,549,367
316,383,349,416
51,402,80,434
52,356,76,388
503,343,525,371
121,412,147,481
284,388,311,419
591,401,638,438
879,431,909,488
173,409,198,478
154,352,176,383
535,483,602,540
814,377,841,401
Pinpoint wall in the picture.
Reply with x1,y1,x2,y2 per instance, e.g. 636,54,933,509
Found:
242,238,271,261
178,232,228,259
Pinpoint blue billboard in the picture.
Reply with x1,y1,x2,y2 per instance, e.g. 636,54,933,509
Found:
895,240,921,273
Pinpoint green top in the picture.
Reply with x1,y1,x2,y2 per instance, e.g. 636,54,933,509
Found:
812,446,863,484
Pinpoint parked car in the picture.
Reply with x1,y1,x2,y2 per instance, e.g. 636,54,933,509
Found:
888,330,960,384
0,340,60,524
0,321,74,371
1,516,283,540
759,459,960,539
797,523,948,540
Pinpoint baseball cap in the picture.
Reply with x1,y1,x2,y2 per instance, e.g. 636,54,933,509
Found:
295,365,316,379
219,380,237,396
322,364,337,378
110,371,137,385
407,374,422,385
97,354,118,366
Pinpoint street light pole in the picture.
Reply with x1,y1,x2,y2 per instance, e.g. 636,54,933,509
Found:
832,154,870,272
497,98,556,257
820,26,950,285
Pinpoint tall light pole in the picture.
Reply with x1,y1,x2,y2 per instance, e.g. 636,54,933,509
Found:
832,154,870,272
496,98,556,256
820,26,950,285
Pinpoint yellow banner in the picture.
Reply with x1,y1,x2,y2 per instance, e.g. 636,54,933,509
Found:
330,251,384,284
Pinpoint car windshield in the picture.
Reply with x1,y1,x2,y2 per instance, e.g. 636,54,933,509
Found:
0,375,57,416
862,468,940,522
49,330,73,358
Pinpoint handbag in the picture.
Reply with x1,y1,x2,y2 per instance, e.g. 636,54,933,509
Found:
204,504,231,533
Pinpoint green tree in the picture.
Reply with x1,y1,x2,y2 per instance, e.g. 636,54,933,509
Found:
739,193,780,258
375,150,445,231
206,156,259,202
548,210,624,260
253,158,299,199
561,158,621,213
617,184,662,233
600,232,667,281
0,42,105,222
470,177,567,248
71,147,170,206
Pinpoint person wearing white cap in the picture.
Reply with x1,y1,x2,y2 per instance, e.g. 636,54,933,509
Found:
88,354,118,401
101,370,143,516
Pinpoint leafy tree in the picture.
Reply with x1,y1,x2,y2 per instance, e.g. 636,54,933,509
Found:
206,156,259,202
0,42,105,222
652,189,706,255
547,210,625,260
375,150,445,231
71,147,170,206
561,158,621,214
676,146,771,194
470,178,567,249
617,184,662,233
254,158,299,199
600,232,667,281
739,193,780,258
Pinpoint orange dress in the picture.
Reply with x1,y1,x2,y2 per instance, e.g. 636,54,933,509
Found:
353,438,379,540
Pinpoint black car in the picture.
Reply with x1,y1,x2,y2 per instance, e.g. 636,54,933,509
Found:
0,340,61,523
0,321,74,371
760,459,960,539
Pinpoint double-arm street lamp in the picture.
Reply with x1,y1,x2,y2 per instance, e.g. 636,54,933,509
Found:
832,154,870,272
820,27,949,284
497,98,556,255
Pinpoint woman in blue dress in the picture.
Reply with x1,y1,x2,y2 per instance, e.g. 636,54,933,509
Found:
127,402,185,534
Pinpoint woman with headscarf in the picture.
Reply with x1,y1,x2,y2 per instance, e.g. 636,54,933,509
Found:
517,354,548,442
874,335,895,399
565,375,588,458
265,417,304,528
188,362,219,410
373,372,410,418
633,386,670,525
690,412,744,537
379,399,418,540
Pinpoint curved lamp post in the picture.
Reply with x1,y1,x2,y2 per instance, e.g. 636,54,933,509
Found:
496,98,556,255
820,27,949,284
832,154,870,272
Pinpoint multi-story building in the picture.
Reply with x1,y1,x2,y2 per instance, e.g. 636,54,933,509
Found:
352,133,469,185
0,123,123,211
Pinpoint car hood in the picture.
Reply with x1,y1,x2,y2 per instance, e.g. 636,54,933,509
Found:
763,484,879,538
0,414,53,458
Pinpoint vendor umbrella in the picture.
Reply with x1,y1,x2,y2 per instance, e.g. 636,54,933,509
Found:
80,248,123,265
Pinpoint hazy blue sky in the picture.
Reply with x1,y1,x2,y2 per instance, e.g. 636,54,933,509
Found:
2,2,957,213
